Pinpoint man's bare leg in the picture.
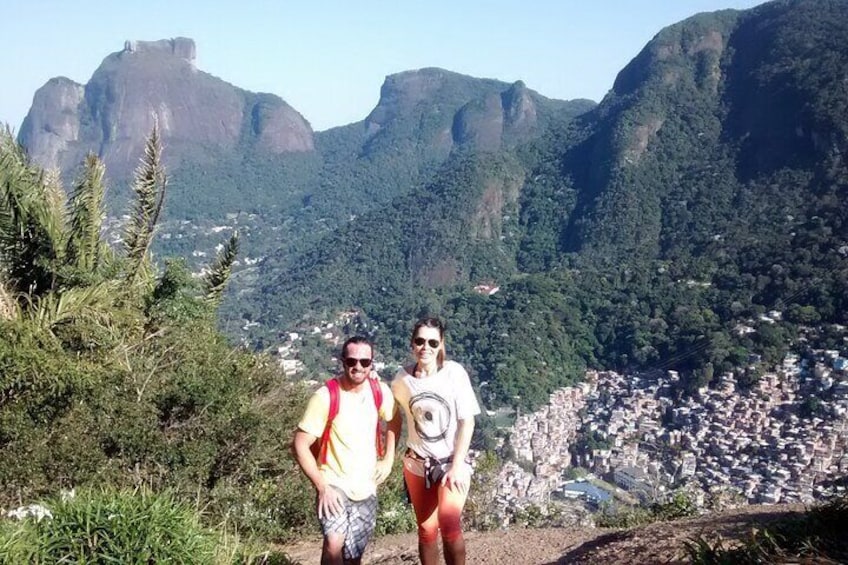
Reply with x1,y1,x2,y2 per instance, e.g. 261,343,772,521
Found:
322,534,345,565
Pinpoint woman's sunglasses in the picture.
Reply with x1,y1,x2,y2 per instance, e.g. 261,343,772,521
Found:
344,357,372,368
413,337,441,348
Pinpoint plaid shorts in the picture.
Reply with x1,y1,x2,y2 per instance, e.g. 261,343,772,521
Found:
319,487,378,560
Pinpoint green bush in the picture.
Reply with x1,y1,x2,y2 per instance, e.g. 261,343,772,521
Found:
595,490,698,529
374,457,417,536
594,502,654,529
649,491,698,521
0,489,217,564
684,494,848,564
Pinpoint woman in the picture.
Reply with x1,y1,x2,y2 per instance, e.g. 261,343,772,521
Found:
390,317,480,565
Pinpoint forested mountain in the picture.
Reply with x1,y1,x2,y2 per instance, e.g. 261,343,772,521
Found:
6,2,847,557
16,0,848,411
19,50,591,271
237,0,848,408
19,38,314,189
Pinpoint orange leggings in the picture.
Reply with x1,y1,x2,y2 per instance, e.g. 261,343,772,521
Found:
403,464,469,544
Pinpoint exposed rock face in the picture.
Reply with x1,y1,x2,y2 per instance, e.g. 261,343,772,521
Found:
501,81,538,139
249,94,315,154
19,77,85,171
19,38,313,180
365,68,454,135
453,93,505,151
123,38,197,63
453,81,540,151
470,175,523,240
364,68,558,155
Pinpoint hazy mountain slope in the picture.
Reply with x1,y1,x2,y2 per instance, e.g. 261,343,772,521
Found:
236,0,848,409
19,38,313,188
556,0,848,262
19,50,591,279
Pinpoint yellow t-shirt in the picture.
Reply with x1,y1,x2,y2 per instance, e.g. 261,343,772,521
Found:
298,379,394,500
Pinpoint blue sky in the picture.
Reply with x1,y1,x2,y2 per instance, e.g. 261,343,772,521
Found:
1,0,763,132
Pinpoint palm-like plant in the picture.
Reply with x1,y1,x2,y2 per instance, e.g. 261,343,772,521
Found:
0,121,239,337
66,153,111,279
0,128,66,301
204,230,239,304
0,125,160,335
123,119,166,287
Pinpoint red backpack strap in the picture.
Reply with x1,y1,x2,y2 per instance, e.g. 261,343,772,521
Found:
368,378,385,458
317,378,340,465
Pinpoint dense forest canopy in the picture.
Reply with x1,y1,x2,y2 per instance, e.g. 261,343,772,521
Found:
11,0,848,415
225,0,847,409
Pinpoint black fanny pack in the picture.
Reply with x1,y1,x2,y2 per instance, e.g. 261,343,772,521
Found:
423,456,452,489
406,449,453,489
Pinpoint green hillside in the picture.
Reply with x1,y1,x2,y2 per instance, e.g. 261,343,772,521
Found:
0,127,397,552
236,0,848,409
150,69,591,274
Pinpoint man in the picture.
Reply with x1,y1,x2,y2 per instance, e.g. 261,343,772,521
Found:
292,336,396,565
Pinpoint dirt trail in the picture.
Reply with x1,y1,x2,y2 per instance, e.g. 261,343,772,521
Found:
280,504,805,564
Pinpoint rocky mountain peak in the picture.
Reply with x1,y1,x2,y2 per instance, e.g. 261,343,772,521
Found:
611,11,738,99
501,80,538,137
364,68,551,153
19,37,314,183
19,77,85,171
122,37,196,66
364,68,470,135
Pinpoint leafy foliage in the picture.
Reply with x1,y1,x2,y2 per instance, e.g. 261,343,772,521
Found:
205,230,240,304
0,489,218,564
685,494,848,564
0,129,397,548
228,0,848,412
123,119,167,284
66,153,108,276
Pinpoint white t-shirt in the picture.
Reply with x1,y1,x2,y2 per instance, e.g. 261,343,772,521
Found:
391,360,481,461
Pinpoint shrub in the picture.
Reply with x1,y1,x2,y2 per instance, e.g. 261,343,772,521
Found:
595,490,698,529
0,489,217,564
374,458,417,536
594,502,654,528
649,491,698,521
684,494,848,564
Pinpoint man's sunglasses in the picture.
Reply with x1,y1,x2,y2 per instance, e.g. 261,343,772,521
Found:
344,357,372,368
413,337,441,348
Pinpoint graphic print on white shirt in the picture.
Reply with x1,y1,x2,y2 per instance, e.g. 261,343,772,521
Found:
409,391,451,442
392,360,482,460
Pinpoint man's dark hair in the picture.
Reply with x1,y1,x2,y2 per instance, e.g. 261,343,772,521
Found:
341,335,372,359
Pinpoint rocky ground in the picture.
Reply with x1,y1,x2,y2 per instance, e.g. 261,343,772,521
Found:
280,504,806,564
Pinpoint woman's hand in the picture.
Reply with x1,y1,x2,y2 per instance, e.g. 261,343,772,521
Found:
374,457,393,485
442,463,471,495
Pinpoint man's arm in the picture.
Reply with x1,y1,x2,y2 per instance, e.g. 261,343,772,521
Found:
375,404,402,485
291,430,343,518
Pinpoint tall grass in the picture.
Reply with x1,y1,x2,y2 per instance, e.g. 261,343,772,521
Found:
684,494,848,564
0,489,216,564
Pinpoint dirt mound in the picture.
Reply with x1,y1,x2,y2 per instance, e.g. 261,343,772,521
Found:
280,504,806,564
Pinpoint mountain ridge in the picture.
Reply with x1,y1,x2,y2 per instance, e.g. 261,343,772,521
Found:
238,0,848,410
13,0,848,412
19,37,314,182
